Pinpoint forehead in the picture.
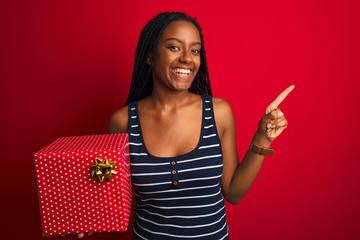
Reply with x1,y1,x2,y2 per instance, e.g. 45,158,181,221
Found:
161,20,201,43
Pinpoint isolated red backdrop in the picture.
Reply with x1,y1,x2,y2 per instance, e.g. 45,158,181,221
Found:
1,0,360,239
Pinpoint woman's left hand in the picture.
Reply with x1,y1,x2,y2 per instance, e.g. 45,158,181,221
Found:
256,85,295,145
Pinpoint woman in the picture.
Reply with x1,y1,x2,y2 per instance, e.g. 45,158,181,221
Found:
79,11,293,239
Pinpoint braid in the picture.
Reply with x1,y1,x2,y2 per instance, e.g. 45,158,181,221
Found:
125,12,212,105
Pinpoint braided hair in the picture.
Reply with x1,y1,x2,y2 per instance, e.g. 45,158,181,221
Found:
125,12,212,105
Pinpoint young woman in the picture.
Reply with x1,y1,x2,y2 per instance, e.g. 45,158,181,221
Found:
78,11,294,239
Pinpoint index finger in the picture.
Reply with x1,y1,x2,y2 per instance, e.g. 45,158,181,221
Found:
265,85,295,114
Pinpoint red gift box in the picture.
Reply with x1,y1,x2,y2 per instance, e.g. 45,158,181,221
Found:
34,133,131,237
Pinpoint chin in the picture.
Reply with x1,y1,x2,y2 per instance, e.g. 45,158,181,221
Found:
171,81,193,92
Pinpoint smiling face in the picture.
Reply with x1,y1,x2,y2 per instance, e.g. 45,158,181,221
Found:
150,20,201,93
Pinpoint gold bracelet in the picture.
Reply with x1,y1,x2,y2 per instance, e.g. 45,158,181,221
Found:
250,142,275,155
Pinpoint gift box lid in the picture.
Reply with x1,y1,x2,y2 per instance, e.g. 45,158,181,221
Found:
35,133,128,154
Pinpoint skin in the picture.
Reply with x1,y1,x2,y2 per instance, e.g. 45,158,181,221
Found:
76,20,294,238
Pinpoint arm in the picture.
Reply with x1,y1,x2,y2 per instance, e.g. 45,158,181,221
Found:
108,106,129,134
214,98,263,205
217,102,272,205
214,86,294,205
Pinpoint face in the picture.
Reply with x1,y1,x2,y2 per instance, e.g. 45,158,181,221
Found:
149,20,201,92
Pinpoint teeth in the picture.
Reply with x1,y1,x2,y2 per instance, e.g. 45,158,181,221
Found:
173,68,190,74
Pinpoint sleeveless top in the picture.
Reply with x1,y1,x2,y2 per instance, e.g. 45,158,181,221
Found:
128,95,229,240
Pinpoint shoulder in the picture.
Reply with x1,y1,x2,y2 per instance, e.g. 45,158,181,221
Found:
212,97,233,115
212,97,236,138
108,105,129,134
212,97,234,122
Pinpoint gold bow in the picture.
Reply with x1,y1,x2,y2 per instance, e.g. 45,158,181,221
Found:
90,157,117,183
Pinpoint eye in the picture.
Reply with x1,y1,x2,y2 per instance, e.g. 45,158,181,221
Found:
191,49,201,55
168,45,180,51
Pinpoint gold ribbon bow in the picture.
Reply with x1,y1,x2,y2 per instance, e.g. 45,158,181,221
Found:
90,157,117,183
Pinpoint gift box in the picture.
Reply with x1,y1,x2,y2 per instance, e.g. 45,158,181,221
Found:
34,133,131,237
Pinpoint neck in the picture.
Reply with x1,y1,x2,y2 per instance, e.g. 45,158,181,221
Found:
149,87,194,110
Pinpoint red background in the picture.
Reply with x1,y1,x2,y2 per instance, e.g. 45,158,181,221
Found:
1,0,360,239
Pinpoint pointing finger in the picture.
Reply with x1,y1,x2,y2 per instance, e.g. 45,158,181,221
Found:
265,85,295,114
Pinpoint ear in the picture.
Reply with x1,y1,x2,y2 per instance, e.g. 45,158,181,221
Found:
146,52,152,65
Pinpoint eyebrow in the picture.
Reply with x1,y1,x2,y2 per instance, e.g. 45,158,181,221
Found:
164,38,201,46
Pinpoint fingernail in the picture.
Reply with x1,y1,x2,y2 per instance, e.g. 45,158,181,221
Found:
278,112,284,117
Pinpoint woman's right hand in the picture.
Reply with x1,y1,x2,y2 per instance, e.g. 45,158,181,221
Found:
60,232,93,238
77,233,93,238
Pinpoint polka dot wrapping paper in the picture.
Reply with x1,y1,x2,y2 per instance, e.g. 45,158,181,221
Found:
34,133,131,237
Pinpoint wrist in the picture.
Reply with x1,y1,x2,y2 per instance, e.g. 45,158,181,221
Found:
249,141,275,155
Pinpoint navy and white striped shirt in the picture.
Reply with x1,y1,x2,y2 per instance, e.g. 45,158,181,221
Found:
128,95,229,239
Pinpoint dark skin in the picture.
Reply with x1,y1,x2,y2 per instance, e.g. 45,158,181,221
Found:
75,20,294,238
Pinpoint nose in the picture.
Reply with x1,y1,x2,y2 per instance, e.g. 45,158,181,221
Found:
179,50,192,64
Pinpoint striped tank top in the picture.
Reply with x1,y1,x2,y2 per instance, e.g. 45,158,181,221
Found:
128,95,229,239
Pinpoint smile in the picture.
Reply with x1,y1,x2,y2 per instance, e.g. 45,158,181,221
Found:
171,68,191,76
